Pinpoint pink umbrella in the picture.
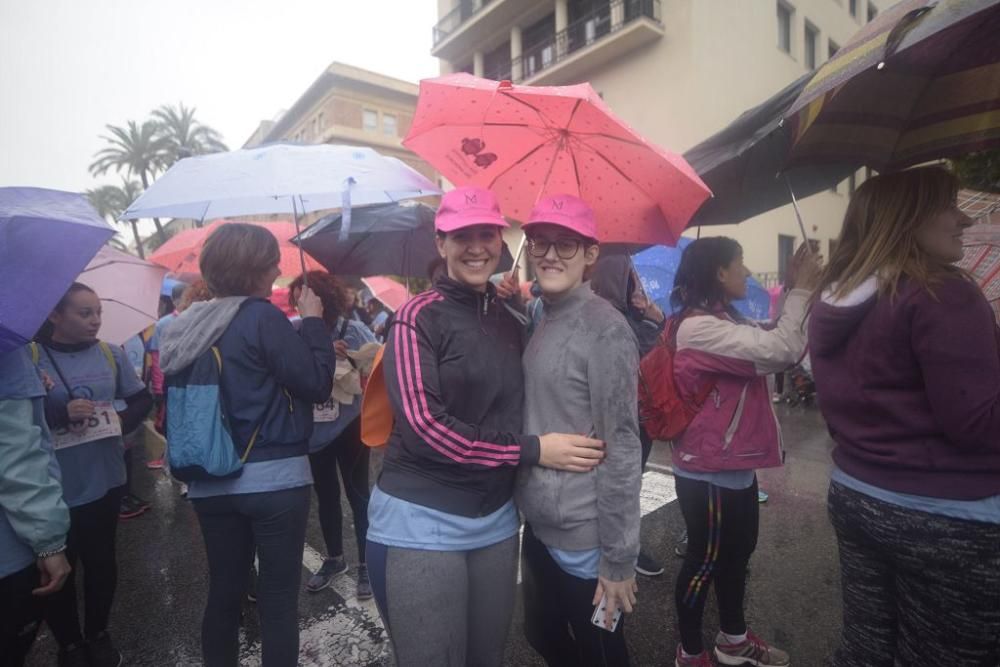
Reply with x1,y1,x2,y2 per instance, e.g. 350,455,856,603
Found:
957,223,1000,325
403,73,711,245
362,276,410,313
80,246,168,345
149,220,322,279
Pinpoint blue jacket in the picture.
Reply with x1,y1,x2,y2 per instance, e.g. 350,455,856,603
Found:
161,297,335,463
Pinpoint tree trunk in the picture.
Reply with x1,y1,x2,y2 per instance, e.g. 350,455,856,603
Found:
130,220,145,259
141,171,168,244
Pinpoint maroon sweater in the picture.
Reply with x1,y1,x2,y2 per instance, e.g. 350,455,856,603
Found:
810,275,1000,500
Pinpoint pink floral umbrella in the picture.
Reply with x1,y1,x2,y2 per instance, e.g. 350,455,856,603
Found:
403,74,711,246
957,223,1000,324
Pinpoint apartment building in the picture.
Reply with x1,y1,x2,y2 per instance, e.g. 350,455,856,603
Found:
430,0,882,280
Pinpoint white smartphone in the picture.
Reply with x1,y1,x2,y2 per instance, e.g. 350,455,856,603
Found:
590,595,623,633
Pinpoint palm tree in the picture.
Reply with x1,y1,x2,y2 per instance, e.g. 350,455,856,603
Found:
153,102,228,167
89,120,170,243
87,180,146,258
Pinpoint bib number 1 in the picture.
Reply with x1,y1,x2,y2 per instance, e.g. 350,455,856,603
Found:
52,401,123,450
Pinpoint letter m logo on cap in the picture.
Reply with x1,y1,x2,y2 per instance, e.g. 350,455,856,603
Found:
465,193,478,204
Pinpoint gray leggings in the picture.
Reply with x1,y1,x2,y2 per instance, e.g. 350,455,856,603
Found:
367,535,518,667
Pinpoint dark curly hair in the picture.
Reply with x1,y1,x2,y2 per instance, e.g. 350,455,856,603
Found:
287,271,352,329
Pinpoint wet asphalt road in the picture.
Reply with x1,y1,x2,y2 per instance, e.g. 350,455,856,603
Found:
26,402,843,666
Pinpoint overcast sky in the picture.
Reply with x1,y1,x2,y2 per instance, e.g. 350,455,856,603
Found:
0,0,440,197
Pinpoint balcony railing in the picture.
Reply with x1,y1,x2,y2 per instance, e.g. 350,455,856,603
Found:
434,0,493,46
511,0,661,82
484,60,513,82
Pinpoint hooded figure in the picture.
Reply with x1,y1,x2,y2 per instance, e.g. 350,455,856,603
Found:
589,249,665,358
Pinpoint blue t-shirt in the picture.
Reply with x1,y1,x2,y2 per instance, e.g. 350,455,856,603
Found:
547,546,601,580
35,342,146,507
367,485,519,551
187,455,313,499
309,318,377,452
831,466,1000,524
148,312,176,353
673,465,756,491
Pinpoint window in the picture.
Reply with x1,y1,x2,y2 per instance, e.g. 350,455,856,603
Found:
311,118,318,138
363,109,378,132
804,22,819,69
849,0,858,18
868,3,877,22
383,113,397,137
777,2,793,54
829,39,840,60
318,112,325,131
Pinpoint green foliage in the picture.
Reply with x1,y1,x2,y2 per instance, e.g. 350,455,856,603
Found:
951,150,1000,193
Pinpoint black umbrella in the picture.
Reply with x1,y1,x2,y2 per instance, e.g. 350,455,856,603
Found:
293,201,514,278
684,72,859,230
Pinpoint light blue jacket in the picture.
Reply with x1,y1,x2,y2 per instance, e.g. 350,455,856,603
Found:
0,346,69,578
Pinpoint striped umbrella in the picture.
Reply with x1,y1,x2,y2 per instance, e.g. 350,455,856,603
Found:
957,223,1000,325
784,0,1000,171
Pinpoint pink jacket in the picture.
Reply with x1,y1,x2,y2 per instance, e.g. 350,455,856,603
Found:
671,290,809,473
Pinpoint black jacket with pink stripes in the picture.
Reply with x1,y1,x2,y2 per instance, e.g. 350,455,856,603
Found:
379,276,541,518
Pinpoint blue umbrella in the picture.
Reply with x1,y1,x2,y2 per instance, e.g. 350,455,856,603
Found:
633,238,771,321
0,188,115,356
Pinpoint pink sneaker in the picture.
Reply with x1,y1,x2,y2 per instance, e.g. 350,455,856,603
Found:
675,644,715,666
714,629,789,666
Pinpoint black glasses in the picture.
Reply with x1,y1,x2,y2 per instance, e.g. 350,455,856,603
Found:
527,237,583,260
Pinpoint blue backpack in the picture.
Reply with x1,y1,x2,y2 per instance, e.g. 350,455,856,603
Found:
165,345,261,482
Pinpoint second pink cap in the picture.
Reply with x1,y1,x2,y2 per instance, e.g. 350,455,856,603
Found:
522,194,598,240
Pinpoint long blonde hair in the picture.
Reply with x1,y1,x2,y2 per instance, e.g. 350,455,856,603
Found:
817,166,961,300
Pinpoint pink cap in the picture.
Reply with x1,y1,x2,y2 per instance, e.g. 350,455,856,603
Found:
435,186,510,233
522,194,598,240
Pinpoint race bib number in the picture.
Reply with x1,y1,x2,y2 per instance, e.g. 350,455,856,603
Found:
313,397,340,423
52,401,122,450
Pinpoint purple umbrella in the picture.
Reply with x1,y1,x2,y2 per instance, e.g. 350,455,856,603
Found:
0,187,115,356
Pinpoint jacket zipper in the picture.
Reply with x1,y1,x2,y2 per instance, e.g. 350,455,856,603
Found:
723,383,749,449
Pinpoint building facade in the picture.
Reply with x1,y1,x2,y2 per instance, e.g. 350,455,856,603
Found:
431,0,882,281
244,62,438,185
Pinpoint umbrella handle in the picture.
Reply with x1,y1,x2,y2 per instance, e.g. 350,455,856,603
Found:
510,233,528,279
784,176,813,251
293,196,308,288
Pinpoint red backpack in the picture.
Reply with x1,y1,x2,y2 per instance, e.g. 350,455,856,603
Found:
638,315,714,441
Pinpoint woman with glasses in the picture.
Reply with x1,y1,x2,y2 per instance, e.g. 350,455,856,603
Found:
367,186,606,667
513,194,642,666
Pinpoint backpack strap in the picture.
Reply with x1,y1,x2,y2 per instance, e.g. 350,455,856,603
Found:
337,318,350,341
29,342,39,365
211,345,264,464
98,341,117,378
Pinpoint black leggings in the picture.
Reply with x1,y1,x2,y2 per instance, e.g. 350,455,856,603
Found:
0,564,44,667
674,476,759,654
308,418,370,562
44,487,123,647
522,524,631,667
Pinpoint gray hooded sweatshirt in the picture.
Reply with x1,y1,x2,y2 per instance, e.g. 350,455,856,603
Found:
515,282,642,581
160,297,248,374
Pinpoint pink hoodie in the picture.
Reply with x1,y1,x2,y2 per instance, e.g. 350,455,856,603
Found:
671,290,810,473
